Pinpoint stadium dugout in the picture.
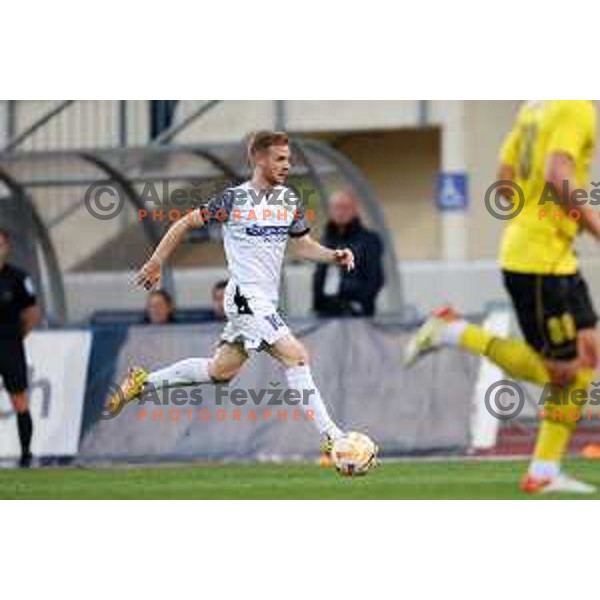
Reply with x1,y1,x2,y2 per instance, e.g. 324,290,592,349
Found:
0,100,402,326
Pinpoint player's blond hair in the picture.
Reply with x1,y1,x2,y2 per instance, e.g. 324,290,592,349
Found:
247,130,289,162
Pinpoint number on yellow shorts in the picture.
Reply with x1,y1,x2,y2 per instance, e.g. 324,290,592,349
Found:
547,313,576,346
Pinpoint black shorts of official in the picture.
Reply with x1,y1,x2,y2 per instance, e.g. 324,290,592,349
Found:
502,271,598,361
0,338,28,394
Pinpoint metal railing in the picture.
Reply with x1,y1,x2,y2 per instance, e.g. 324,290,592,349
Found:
1,100,228,153
3,100,129,152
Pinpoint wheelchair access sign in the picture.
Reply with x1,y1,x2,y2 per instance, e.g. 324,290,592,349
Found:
436,172,468,211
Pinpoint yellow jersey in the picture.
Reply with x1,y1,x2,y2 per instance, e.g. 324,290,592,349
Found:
498,100,596,275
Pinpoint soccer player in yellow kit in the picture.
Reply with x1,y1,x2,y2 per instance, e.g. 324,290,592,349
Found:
406,100,600,494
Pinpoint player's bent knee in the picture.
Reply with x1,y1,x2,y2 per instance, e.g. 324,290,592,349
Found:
208,362,240,383
296,352,310,366
289,345,310,367
210,371,236,383
271,337,310,367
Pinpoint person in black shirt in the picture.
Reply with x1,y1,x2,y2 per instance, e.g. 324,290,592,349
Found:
0,229,41,467
313,191,384,317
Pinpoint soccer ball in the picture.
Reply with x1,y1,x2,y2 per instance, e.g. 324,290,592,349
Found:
331,432,378,477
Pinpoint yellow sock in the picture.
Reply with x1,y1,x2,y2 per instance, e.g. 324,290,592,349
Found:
533,422,571,464
459,324,549,385
533,368,595,463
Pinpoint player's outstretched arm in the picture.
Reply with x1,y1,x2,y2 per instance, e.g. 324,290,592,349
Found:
545,152,600,242
135,211,205,290
290,233,355,271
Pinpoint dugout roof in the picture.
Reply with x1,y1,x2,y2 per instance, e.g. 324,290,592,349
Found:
0,139,402,324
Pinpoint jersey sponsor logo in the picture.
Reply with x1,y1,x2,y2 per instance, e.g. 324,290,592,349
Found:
245,224,289,241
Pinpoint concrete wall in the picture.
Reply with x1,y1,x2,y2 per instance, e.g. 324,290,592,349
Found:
63,254,600,324
176,101,424,143
66,261,496,322
463,100,520,260
330,129,441,260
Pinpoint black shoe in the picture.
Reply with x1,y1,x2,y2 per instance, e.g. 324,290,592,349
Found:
19,453,32,469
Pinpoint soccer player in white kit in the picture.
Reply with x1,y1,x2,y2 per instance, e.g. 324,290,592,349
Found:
109,131,354,456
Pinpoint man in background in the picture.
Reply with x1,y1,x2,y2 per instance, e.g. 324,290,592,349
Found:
313,190,384,317
0,228,41,467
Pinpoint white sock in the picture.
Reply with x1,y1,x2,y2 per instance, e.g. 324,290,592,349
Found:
529,460,560,480
145,358,212,390
436,319,468,346
285,365,343,439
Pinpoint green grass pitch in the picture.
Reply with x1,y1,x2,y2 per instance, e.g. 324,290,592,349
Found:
1,458,600,499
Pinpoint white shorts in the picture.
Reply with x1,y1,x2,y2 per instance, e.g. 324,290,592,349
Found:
220,282,291,352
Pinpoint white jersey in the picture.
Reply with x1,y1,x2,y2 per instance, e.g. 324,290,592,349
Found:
199,181,310,303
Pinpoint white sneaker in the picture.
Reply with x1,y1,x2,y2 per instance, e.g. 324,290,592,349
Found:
541,474,597,495
522,472,597,495
404,306,459,367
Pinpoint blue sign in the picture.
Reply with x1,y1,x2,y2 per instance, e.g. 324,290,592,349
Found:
436,173,468,211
